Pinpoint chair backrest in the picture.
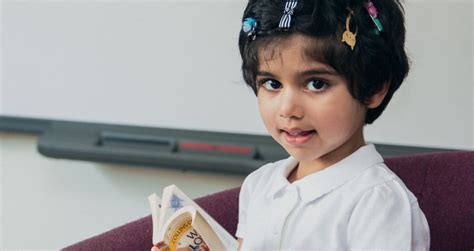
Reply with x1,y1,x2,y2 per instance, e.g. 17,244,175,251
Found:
385,151,474,251
63,151,473,251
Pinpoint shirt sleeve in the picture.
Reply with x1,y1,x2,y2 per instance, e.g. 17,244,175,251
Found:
347,181,430,250
235,174,253,239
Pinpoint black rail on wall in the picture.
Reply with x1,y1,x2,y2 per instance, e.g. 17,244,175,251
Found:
0,115,454,174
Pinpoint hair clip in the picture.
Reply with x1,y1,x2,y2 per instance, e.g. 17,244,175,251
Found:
242,17,258,40
341,9,357,50
365,1,383,35
279,0,298,29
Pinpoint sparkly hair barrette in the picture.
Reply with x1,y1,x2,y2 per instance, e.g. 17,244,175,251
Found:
365,0,383,35
242,17,258,40
279,0,298,29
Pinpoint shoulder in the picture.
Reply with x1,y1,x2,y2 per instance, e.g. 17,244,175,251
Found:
346,164,430,249
351,162,419,207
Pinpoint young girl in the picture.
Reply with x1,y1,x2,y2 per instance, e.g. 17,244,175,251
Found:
153,0,430,250
235,0,430,250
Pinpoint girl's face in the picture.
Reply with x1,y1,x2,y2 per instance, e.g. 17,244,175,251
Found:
256,34,367,169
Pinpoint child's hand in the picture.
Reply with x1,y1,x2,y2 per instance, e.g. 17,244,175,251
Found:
151,242,207,251
151,242,169,251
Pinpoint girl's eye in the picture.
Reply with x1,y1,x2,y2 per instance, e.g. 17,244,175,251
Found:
306,79,328,92
261,79,282,91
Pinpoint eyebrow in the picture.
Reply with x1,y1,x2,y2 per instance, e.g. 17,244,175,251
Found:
256,68,337,77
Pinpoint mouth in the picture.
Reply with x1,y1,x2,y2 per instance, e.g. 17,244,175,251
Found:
281,128,316,145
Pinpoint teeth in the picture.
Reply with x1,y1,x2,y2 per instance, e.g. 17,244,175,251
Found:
285,129,315,136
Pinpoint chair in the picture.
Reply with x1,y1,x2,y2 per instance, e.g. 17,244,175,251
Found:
63,151,474,251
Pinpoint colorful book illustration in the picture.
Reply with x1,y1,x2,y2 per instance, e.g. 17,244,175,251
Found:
148,185,238,251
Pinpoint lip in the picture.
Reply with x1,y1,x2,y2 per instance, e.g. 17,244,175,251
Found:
281,127,316,146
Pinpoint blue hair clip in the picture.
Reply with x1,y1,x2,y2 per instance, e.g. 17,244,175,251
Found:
242,17,258,40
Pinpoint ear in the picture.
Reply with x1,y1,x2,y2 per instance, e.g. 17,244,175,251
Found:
366,82,390,109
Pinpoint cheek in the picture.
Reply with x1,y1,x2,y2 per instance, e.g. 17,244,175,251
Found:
257,96,275,128
316,96,366,132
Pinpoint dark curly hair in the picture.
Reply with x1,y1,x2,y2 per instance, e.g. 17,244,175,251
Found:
238,0,409,124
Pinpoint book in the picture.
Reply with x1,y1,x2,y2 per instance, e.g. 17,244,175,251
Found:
148,185,239,251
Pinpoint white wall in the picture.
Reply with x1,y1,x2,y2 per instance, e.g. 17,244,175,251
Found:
1,0,472,150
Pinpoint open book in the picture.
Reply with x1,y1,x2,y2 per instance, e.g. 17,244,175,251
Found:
148,185,238,251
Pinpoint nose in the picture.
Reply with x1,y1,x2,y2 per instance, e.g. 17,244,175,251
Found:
279,88,303,119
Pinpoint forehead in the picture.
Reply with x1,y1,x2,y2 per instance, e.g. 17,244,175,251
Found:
257,33,336,72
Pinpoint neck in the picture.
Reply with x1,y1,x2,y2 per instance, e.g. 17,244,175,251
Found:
288,128,365,183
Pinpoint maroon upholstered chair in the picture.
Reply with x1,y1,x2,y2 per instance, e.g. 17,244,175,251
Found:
63,151,473,251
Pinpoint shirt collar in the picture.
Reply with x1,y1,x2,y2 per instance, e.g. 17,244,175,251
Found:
266,156,298,199
266,144,384,203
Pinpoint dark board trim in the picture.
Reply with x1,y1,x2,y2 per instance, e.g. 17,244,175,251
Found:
0,115,454,174
0,116,52,134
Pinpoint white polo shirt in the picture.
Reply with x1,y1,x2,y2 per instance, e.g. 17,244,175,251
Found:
236,144,430,250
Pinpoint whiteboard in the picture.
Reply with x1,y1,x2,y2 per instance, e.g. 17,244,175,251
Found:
1,0,473,150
